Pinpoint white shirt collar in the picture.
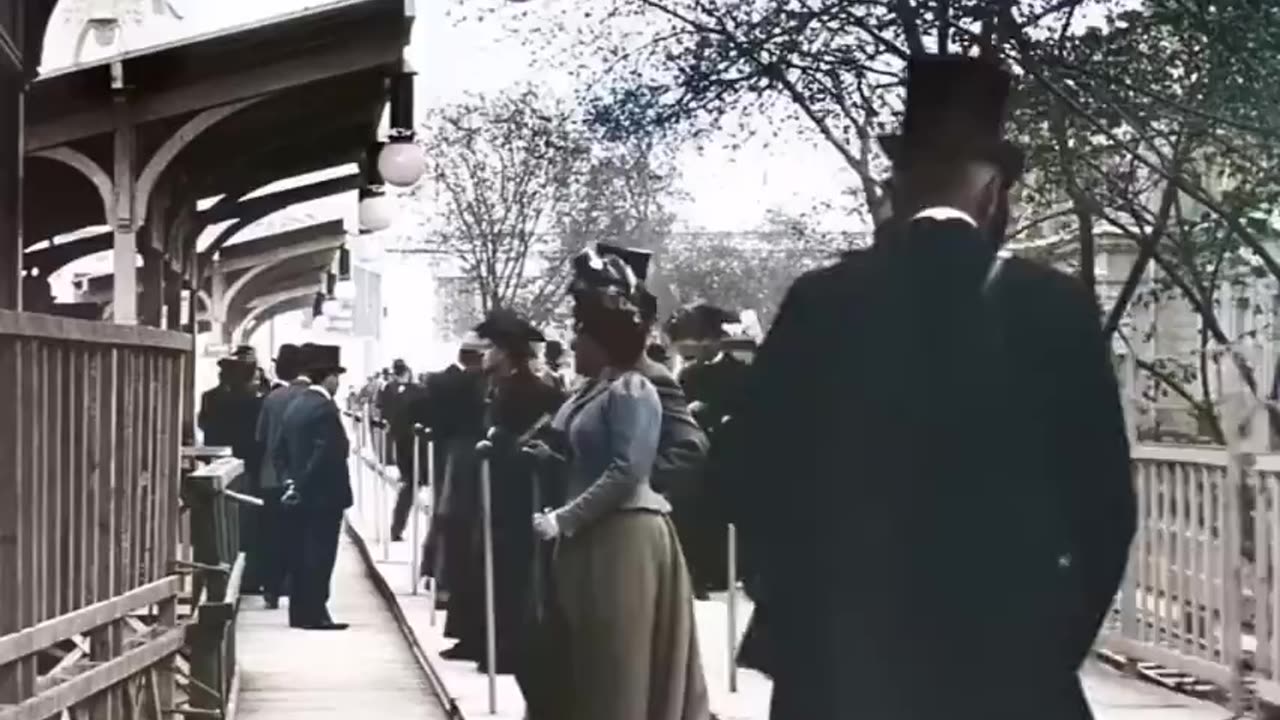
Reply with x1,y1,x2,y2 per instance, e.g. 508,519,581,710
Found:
309,384,332,401
911,206,978,228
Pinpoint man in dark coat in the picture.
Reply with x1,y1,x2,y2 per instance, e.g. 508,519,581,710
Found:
388,359,429,541
199,347,268,591
275,344,352,630
719,56,1136,719
253,343,309,609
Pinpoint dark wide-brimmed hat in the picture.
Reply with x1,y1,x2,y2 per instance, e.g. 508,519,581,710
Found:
274,343,303,368
218,344,257,369
300,343,345,375
474,308,544,352
877,55,1025,184
665,303,739,342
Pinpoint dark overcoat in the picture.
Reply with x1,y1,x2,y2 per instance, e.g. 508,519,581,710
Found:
718,217,1137,719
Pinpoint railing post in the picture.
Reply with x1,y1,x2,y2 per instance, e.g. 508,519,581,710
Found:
1223,427,1247,714
410,426,423,595
726,522,739,693
477,442,498,714
381,425,391,562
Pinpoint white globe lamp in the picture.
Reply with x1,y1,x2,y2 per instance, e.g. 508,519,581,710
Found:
358,190,393,233
377,139,425,188
322,297,342,318
334,279,357,301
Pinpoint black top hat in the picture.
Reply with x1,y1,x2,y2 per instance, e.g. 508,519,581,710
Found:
878,56,1025,183
301,344,345,375
596,243,652,282
665,303,738,342
474,309,545,352
275,343,302,365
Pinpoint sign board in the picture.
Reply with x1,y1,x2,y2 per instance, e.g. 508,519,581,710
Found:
203,343,230,358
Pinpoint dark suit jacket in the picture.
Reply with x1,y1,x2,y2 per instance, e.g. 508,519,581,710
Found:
720,217,1136,717
637,356,709,496
275,388,353,511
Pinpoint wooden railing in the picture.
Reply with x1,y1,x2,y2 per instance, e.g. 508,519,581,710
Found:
1098,443,1280,710
0,309,191,717
181,456,257,718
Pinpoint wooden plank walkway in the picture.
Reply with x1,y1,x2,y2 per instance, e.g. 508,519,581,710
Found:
233,534,449,720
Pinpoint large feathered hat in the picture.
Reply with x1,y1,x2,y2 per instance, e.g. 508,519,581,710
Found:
568,244,655,327
665,303,739,342
877,55,1025,184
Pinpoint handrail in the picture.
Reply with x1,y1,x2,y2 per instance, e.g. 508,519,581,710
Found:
0,308,192,350
0,577,183,666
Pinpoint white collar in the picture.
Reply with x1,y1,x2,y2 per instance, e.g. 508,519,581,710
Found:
308,384,332,401
911,206,978,228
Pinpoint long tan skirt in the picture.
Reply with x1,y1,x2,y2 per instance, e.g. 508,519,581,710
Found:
553,511,711,720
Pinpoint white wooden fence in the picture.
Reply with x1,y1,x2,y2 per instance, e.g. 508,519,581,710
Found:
1100,443,1280,709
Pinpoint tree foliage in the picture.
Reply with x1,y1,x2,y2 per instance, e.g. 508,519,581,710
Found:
658,209,863,327
413,88,685,328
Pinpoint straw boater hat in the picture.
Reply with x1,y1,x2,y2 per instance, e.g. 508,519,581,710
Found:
877,55,1025,186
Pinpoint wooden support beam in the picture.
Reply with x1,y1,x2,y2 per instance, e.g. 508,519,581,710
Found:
26,32,401,152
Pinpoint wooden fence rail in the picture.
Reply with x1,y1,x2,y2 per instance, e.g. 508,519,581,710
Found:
0,309,190,717
1098,444,1280,711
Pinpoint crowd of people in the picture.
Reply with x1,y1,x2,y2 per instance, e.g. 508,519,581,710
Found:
197,55,1139,720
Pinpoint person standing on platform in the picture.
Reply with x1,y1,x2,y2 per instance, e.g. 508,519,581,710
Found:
276,343,352,631
471,308,564,674
524,244,710,720
199,346,268,592
388,360,428,541
717,56,1136,719
253,343,309,609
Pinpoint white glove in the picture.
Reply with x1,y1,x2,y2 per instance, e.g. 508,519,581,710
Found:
532,510,561,540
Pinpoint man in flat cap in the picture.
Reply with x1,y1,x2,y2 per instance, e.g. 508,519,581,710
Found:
719,56,1135,718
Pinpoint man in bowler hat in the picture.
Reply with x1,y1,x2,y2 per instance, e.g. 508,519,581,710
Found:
275,343,353,630
718,56,1135,718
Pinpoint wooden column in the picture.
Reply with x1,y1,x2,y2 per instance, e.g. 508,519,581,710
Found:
0,72,21,311
111,66,139,326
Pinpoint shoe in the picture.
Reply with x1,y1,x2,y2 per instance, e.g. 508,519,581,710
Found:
294,621,350,631
264,594,280,610
441,644,477,661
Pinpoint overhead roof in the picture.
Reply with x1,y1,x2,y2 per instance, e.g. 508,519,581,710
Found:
23,0,410,257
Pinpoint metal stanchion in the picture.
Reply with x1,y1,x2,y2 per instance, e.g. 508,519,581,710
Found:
477,440,498,714
727,521,739,693
426,436,438,626
381,427,391,562
410,425,424,596
353,412,365,513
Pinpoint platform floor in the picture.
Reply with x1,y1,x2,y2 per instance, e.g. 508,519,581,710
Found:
233,535,448,720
